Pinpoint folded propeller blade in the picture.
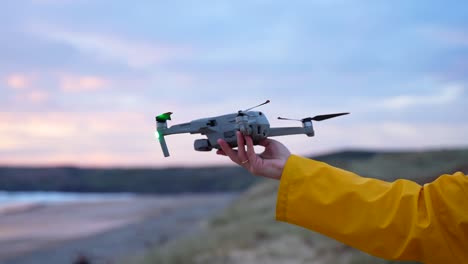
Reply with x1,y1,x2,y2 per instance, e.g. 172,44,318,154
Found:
278,112,350,122
310,112,349,121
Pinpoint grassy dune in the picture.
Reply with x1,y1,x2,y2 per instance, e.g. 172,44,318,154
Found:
127,149,468,264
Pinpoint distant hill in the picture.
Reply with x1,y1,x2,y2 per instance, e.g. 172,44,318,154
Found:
313,150,379,161
0,166,258,193
129,148,468,264
2,148,467,195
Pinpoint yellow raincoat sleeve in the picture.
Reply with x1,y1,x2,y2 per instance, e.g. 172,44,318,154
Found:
276,155,468,263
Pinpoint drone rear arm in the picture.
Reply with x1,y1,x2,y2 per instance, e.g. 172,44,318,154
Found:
268,127,314,137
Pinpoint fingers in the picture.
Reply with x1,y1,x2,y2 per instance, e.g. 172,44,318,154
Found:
217,132,252,166
236,131,248,163
258,138,272,147
245,135,257,161
217,138,240,163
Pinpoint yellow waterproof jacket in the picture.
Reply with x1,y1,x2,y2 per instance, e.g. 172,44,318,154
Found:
276,155,468,264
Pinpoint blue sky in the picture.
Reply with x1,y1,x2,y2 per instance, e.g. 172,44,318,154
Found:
1,0,467,167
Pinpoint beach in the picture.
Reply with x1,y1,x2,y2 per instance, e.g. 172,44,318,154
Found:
0,193,235,264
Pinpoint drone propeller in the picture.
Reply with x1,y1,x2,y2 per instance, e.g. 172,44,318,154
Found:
278,112,349,122
243,100,270,112
238,100,270,116
156,112,173,122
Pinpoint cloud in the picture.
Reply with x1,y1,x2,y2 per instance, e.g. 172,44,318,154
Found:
289,121,468,157
0,1,465,167
0,111,236,167
28,24,191,68
1,111,467,167
0,112,159,166
379,84,465,110
21,90,50,103
420,26,468,47
5,74,31,89
2,73,49,104
0,138,23,151
30,0,84,5
0,114,75,139
60,74,108,92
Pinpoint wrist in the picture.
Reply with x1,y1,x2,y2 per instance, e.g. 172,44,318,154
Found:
265,156,290,180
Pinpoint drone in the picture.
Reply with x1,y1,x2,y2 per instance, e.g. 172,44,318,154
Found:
155,100,349,157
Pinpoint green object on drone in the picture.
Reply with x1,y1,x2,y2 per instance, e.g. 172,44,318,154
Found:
156,112,172,122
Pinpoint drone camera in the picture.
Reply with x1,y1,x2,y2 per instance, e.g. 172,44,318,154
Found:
194,139,212,151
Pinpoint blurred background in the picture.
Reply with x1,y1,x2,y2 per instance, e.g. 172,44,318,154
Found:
0,0,467,264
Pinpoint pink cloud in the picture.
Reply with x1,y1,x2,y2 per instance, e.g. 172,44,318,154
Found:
25,90,50,103
60,75,108,92
2,73,49,104
10,89,50,104
0,112,230,167
5,74,30,89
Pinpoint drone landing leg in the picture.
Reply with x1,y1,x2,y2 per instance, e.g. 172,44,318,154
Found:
159,135,170,157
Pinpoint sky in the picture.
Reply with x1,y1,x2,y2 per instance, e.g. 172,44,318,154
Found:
1,0,467,168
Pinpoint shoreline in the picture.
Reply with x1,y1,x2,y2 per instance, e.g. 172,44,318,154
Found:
0,193,236,264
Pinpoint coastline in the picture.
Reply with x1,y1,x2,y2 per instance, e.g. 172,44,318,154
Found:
0,193,236,264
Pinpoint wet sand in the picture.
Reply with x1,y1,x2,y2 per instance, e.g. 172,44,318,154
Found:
0,193,235,264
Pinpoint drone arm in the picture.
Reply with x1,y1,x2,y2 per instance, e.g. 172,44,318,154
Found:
162,122,201,135
268,127,314,137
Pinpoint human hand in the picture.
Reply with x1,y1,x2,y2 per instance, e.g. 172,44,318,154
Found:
217,131,291,180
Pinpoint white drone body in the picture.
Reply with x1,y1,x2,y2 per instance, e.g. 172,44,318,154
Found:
156,100,348,157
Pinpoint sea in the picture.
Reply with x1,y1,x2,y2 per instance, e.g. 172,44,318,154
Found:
0,191,136,213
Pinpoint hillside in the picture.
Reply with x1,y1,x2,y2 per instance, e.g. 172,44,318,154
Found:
128,148,468,264
0,166,257,194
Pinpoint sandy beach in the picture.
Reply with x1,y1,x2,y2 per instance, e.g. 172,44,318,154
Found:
0,193,235,264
